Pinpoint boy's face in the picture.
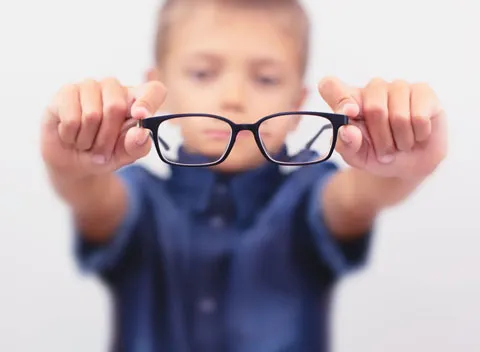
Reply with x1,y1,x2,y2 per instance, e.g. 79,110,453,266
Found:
148,3,307,172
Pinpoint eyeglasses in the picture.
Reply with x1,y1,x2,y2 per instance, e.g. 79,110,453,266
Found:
138,111,348,167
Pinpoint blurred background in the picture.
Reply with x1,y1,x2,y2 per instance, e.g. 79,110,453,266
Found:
0,0,479,351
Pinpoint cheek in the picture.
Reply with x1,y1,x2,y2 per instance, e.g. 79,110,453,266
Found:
258,119,292,151
249,92,295,116
178,121,200,140
163,75,218,112
169,90,202,112
261,116,298,136
166,120,194,150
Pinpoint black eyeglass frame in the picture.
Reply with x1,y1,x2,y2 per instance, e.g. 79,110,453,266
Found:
139,111,349,167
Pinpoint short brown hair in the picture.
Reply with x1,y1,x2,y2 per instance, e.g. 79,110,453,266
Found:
153,0,311,76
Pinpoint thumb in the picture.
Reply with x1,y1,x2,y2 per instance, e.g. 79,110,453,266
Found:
335,125,366,169
128,81,167,119
114,127,152,167
318,76,361,116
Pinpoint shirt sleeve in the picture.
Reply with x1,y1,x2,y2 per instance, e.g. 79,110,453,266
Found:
305,164,373,278
73,165,146,276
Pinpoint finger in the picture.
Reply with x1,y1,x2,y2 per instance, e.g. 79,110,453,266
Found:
76,79,102,151
362,78,396,163
334,124,366,168
410,83,437,142
388,80,414,152
90,78,129,163
318,76,362,117
336,125,363,154
114,127,152,167
56,84,81,145
130,81,167,119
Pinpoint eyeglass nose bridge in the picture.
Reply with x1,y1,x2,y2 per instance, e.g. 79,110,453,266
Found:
231,123,259,135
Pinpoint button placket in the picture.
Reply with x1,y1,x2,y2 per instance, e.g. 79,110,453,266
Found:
215,183,228,195
209,215,225,229
207,180,233,229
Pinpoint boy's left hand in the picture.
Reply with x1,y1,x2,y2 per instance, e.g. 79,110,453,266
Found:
318,77,448,180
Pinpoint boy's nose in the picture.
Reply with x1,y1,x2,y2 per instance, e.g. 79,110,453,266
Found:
220,74,247,113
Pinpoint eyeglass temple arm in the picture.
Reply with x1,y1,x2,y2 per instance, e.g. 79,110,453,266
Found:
157,136,170,151
304,124,333,150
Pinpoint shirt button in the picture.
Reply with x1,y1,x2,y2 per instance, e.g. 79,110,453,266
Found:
209,215,225,229
198,297,217,314
215,184,228,195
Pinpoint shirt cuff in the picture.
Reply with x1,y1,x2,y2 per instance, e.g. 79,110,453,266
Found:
307,171,373,278
73,167,143,274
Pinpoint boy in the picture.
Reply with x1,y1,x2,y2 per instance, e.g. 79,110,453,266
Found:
40,0,448,351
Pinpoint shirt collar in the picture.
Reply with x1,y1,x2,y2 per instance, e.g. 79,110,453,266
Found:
166,147,286,224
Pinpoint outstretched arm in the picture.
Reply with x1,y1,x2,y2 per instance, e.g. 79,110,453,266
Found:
41,79,166,243
317,76,448,239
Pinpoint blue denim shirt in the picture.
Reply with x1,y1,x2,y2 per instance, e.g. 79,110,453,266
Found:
75,150,371,352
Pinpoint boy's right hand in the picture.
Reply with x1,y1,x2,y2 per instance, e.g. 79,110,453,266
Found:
41,78,167,181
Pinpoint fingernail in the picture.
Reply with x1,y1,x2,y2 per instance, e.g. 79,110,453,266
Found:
132,106,151,119
378,154,395,164
136,130,150,145
92,154,106,165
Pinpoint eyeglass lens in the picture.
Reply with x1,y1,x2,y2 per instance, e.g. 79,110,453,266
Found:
157,115,233,166
258,113,333,164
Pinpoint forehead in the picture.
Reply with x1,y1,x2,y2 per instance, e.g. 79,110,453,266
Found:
165,3,301,67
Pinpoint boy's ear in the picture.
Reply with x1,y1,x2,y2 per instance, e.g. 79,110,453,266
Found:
145,67,162,82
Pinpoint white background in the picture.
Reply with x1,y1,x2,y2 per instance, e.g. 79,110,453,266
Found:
0,0,479,351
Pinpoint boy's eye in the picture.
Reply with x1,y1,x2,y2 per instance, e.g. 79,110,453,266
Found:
255,75,281,86
188,68,215,81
